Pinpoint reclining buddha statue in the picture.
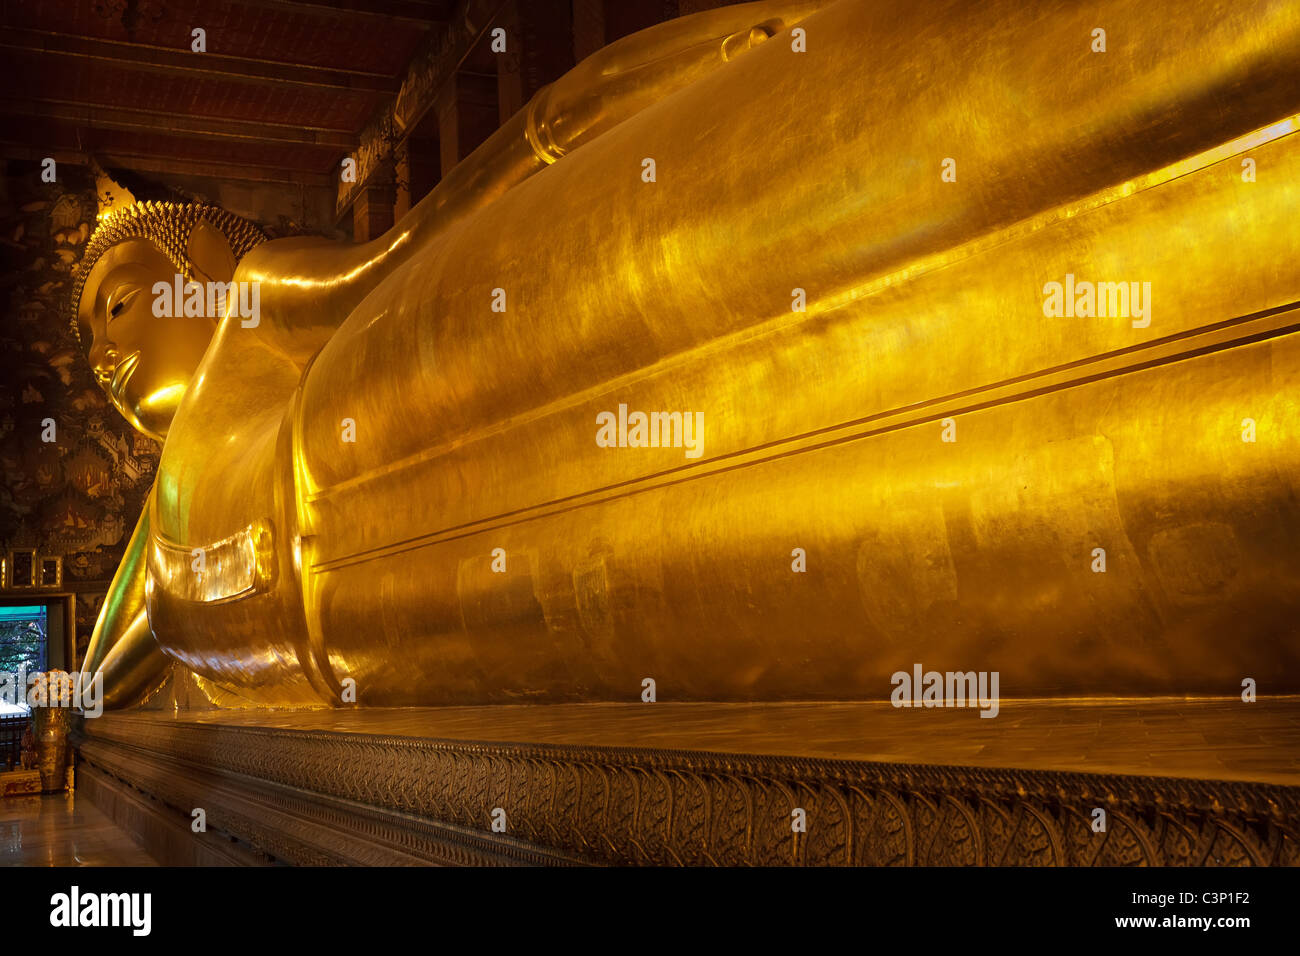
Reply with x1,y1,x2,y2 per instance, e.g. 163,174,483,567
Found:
76,0,1300,710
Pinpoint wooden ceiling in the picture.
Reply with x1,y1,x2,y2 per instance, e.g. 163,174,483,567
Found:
0,0,456,188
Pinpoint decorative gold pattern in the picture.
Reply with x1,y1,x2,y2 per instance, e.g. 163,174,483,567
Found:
75,715,1300,867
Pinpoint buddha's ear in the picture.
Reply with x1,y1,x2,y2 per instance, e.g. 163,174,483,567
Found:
186,219,237,285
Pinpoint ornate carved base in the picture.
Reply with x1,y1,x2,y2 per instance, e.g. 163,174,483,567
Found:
74,704,1300,866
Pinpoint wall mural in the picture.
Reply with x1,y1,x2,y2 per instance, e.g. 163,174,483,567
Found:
0,166,157,663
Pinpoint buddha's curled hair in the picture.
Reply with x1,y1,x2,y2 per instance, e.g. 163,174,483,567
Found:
69,201,267,346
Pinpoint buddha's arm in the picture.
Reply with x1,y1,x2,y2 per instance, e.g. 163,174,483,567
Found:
230,0,830,358
81,489,171,707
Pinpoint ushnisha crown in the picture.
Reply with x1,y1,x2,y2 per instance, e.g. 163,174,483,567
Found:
69,200,266,346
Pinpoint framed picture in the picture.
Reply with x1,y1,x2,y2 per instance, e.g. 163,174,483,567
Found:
38,556,62,589
7,549,36,588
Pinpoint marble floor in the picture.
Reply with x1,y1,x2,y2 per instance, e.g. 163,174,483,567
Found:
0,791,158,866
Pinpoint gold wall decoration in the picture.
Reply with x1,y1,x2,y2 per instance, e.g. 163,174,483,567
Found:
37,556,61,589
6,550,36,589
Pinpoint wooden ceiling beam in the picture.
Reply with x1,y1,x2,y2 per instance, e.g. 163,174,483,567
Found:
235,0,454,25
0,28,400,93
1,98,358,149
0,143,333,187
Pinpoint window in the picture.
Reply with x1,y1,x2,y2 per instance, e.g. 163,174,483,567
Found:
0,605,47,715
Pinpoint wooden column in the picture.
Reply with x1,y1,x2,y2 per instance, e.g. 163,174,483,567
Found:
352,182,395,243
602,0,679,44
572,0,605,64
496,0,576,125
394,125,441,221
437,70,500,178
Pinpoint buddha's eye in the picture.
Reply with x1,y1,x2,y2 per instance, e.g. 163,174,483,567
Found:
107,286,140,321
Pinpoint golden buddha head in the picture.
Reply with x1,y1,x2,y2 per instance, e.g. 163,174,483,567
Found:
70,202,266,441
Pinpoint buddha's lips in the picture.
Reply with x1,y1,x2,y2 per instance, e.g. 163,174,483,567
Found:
110,351,140,401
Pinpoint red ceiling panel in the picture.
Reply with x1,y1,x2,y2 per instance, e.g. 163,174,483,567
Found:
0,0,454,188
0,49,384,130
3,0,434,75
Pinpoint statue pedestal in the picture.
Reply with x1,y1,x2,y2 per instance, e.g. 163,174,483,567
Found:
73,700,1300,866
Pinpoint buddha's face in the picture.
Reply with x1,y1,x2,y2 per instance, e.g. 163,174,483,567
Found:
76,238,218,441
